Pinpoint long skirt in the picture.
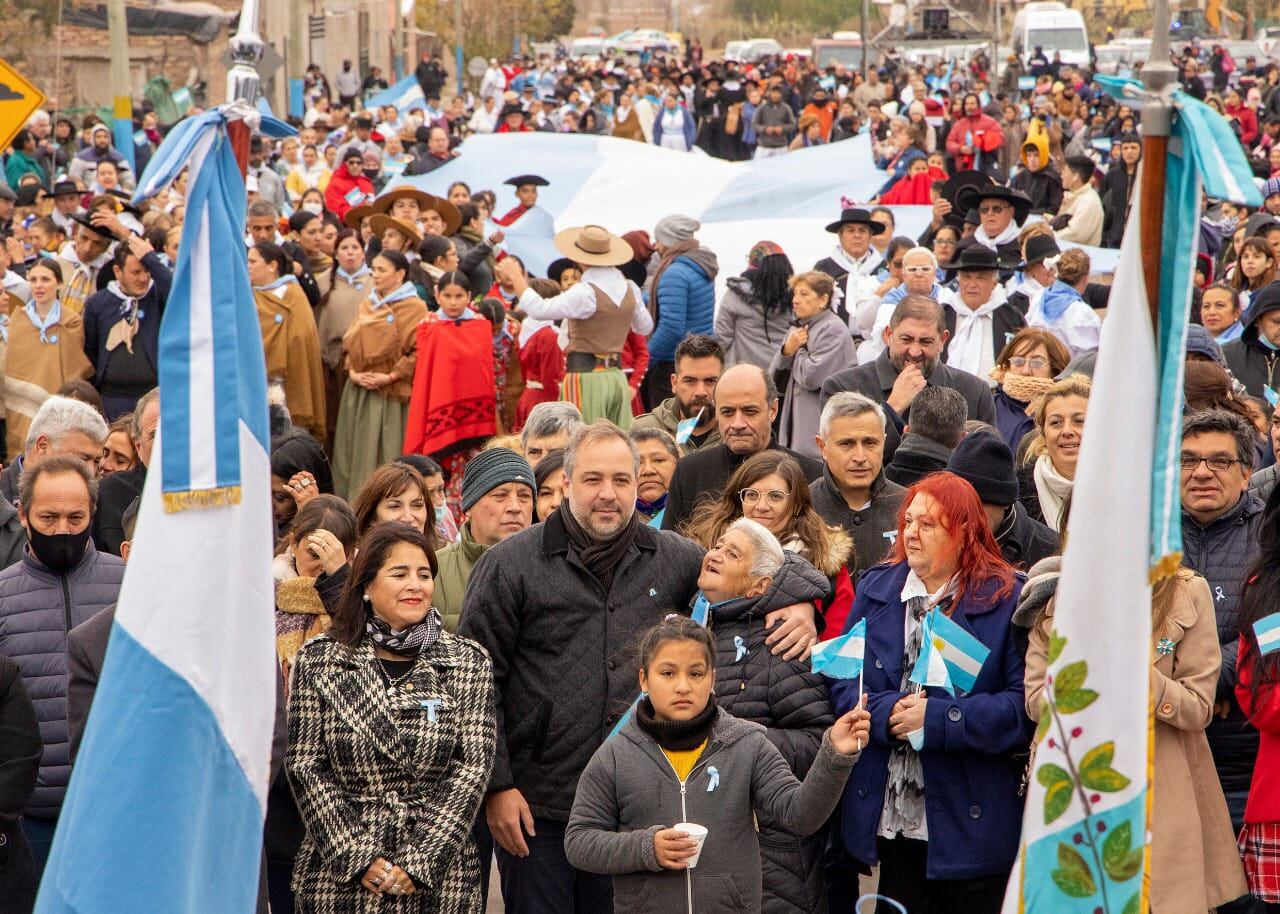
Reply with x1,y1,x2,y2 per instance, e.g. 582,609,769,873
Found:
332,381,410,501
561,368,633,429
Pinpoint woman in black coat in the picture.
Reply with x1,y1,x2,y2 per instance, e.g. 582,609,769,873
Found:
702,518,836,914
0,654,40,914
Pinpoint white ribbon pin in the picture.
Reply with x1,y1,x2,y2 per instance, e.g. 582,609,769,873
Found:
706,766,719,792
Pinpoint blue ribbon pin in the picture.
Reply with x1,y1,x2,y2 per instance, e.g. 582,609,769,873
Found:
733,636,747,662
706,766,719,792
420,699,442,722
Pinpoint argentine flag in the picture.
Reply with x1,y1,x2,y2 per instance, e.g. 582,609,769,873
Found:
811,618,867,680
36,104,293,913
364,73,427,113
1256,614,1280,657
910,609,990,696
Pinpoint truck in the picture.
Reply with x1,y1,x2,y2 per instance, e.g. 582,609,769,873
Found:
1010,1,1092,70
812,31,877,70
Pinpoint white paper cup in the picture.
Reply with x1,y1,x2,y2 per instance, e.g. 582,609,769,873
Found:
675,822,708,868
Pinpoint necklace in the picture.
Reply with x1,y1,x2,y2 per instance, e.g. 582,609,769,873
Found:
375,656,416,696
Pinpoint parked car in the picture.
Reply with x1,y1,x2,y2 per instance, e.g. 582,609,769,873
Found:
603,29,635,54
741,38,784,62
619,29,679,55
723,40,751,62
569,37,604,59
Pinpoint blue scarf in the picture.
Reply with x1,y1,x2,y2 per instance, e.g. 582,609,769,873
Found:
336,265,371,285
24,298,61,343
254,274,298,293
369,281,418,309
1039,280,1083,323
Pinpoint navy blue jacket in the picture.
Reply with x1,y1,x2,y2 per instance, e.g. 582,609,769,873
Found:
81,251,172,395
650,255,715,362
829,561,1032,879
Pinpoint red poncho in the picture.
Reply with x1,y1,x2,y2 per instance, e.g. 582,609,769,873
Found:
402,316,497,456
878,166,950,205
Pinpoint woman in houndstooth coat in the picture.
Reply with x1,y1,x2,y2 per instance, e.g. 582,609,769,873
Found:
287,522,496,913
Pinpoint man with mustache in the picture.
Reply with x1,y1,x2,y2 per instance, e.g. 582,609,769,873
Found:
820,295,995,462
631,334,723,454
660,363,823,533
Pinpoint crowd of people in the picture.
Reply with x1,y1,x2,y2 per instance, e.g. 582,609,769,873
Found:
0,30,1279,914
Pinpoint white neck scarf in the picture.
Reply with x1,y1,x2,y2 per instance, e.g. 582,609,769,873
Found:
973,221,1020,252
1033,453,1073,533
24,297,61,343
945,288,1007,381
830,245,880,277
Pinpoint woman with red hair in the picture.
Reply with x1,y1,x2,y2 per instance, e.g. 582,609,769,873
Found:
828,472,1032,914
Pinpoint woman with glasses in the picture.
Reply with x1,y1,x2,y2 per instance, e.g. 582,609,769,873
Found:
931,225,960,283
990,328,1071,454
684,451,856,635
1017,375,1090,534
830,472,1031,913
772,271,857,460
857,246,945,365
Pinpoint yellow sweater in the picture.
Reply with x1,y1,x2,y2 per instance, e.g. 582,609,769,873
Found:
662,740,707,782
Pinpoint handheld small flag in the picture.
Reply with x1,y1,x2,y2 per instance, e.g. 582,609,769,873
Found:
1255,614,1280,657
908,611,953,693
675,407,704,446
811,618,867,680
925,609,991,695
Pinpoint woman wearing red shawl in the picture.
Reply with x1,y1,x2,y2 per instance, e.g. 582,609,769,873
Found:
402,270,497,514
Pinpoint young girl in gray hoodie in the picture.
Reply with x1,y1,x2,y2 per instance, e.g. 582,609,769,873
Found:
565,615,869,914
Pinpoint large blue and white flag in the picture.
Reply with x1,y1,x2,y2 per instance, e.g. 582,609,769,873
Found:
811,618,867,680
364,73,427,112
389,132,1122,282
37,105,289,913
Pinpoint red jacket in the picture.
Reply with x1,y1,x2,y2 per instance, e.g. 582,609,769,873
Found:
621,330,649,416
1226,102,1258,147
945,113,1004,171
1236,637,1280,823
323,164,374,220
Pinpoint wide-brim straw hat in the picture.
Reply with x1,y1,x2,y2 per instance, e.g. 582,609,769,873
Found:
554,224,633,267
369,214,423,246
372,186,434,215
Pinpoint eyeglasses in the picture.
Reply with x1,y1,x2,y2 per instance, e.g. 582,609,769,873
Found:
978,203,1009,215
739,488,789,506
1008,356,1048,370
1179,454,1242,472
904,265,933,274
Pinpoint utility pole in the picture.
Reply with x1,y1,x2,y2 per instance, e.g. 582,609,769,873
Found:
860,0,868,78
107,0,135,173
993,0,1002,88
287,0,308,114
455,0,464,96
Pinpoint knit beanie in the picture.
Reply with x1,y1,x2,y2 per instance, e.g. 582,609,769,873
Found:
460,448,535,512
654,214,700,247
946,431,1019,507
1265,177,1280,199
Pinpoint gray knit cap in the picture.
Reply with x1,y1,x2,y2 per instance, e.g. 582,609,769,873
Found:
654,214,700,246
460,447,535,512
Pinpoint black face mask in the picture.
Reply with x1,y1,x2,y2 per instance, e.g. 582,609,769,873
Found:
27,525,91,574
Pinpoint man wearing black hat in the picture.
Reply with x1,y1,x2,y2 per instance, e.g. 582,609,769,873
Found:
56,215,114,314
0,183,15,236
1006,233,1059,315
820,295,996,462
947,429,1056,570
496,103,534,134
939,246,1025,379
814,207,885,332
950,184,1031,278
495,175,550,227
48,180,83,237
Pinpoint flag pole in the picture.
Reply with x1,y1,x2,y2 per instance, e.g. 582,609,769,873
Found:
1138,0,1177,334
225,0,265,177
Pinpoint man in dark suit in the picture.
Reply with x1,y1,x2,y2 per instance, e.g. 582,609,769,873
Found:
92,387,156,555
820,295,995,462
662,364,823,532
67,496,287,914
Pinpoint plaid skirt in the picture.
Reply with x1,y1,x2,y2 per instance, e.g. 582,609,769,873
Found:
1239,821,1280,902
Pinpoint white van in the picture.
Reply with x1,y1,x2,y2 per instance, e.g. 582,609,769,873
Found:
1011,1,1091,69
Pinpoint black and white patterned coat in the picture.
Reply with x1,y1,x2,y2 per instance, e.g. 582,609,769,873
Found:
286,631,496,913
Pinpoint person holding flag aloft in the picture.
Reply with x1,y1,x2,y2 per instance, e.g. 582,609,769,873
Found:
829,472,1031,914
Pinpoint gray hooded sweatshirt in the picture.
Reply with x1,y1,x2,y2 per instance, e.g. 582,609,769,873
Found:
565,706,857,914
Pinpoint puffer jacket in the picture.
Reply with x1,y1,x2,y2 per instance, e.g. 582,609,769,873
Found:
1223,286,1280,399
565,708,857,914
1181,494,1265,793
0,543,125,817
710,551,835,914
714,274,793,371
650,253,718,362
0,495,24,570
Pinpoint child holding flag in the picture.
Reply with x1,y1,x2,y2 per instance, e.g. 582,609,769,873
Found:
828,473,1031,914
564,615,869,914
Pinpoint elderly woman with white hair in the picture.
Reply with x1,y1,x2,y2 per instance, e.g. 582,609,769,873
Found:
856,246,945,365
698,516,839,914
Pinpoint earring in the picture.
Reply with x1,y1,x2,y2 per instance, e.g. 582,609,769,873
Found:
362,594,370,603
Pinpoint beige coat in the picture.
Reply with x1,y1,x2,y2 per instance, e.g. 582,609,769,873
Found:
1025,570,1247,914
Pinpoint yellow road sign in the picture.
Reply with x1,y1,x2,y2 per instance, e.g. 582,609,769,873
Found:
0,59,45,157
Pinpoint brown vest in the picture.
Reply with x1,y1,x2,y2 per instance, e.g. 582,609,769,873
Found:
566,282,636,356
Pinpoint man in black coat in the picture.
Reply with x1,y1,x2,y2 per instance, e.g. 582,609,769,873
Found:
949,184,1031,280
414,52,447,102
1179,410,1265,836
93,388,156,556
947,429,1056,570
883,386,964,487
458,422,817,914
1101,134,1141,248
1223,280,1280,399
820,295,996,462
662,364,822,533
